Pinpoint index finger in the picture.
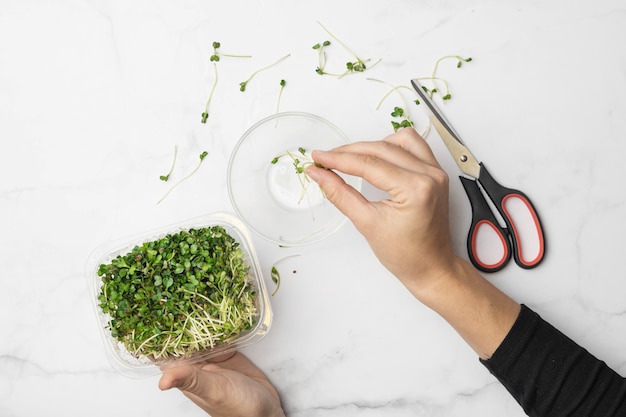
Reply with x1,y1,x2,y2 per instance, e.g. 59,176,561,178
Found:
311,146,439,199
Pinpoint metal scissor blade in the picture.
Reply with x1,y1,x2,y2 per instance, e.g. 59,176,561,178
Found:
411,79,481,179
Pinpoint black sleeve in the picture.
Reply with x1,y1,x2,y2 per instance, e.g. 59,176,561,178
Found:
480,304,626,416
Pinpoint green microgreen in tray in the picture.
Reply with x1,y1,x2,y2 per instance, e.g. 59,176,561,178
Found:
97,226,258,361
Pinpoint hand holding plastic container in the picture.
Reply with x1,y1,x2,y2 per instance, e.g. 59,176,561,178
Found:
86,212,272,378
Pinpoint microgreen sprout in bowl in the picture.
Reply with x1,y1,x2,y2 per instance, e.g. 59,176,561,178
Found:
227,112,361,246
270,147,325,205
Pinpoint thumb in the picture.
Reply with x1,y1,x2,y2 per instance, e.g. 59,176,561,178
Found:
159,364,225,398
306,164,374,229
159,364,198,391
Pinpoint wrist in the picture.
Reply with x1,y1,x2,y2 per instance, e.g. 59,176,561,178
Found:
404,256,520,359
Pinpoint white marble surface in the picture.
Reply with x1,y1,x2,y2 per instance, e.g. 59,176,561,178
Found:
2,0,626,415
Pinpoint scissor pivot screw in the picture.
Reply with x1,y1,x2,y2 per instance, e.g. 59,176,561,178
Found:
459,155,468,162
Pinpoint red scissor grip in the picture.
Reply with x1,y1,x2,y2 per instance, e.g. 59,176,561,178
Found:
478,163,546,270
460,176,512,273
501,194,545,268
470,219,510,271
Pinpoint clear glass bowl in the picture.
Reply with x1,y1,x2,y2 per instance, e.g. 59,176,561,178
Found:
227,112,361,246
85,212,272,378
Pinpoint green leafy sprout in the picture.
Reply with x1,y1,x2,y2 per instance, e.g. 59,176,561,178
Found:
209,41,252,62
275,79,286,115
157,151,208,204
312,40,331,74
271,147,324,204
202,41,251,123
239,54,291,92
390,107,414,132
367,78,419,132
97,226,258,361
313,21,381,77
269,254,301,296
160,145,178,181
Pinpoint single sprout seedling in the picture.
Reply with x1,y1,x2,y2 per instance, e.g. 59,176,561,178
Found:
270,266,280,296
275,79,286,115
210,41,252,62
239,54,291,92
202,41,251,123
313,21,381,78
312,40,331,75
201,62,218,123
157,151,208,204
269,254,301,296
270,148,324,204
160,145,178,181
97,226,258,360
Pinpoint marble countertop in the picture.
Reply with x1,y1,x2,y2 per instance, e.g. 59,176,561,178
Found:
2,1,626,416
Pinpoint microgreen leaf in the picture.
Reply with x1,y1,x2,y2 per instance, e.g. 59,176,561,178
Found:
391,107,404,117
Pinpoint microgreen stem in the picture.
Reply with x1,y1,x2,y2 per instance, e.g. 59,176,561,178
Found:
201,63,218,123
431,55,473,77
157,151,208,204
367,78,414,110
275,79,286,115
317,21,359,60
240,54,291,92
160,145,178,181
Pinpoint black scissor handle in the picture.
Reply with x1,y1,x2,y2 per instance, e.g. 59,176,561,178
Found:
460,176,512,272
477,163,546,269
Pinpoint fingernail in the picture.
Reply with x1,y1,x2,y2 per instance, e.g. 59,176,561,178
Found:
306,165,321,182
310,149,327,159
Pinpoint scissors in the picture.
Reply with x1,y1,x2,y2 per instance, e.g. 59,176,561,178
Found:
411,79,546,273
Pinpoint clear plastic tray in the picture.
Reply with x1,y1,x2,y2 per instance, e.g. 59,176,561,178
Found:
85,212,272,378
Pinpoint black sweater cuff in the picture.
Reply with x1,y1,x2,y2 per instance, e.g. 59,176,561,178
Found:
480,304,626,416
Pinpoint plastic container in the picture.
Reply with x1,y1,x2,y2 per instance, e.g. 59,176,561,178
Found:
85,212,272,378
